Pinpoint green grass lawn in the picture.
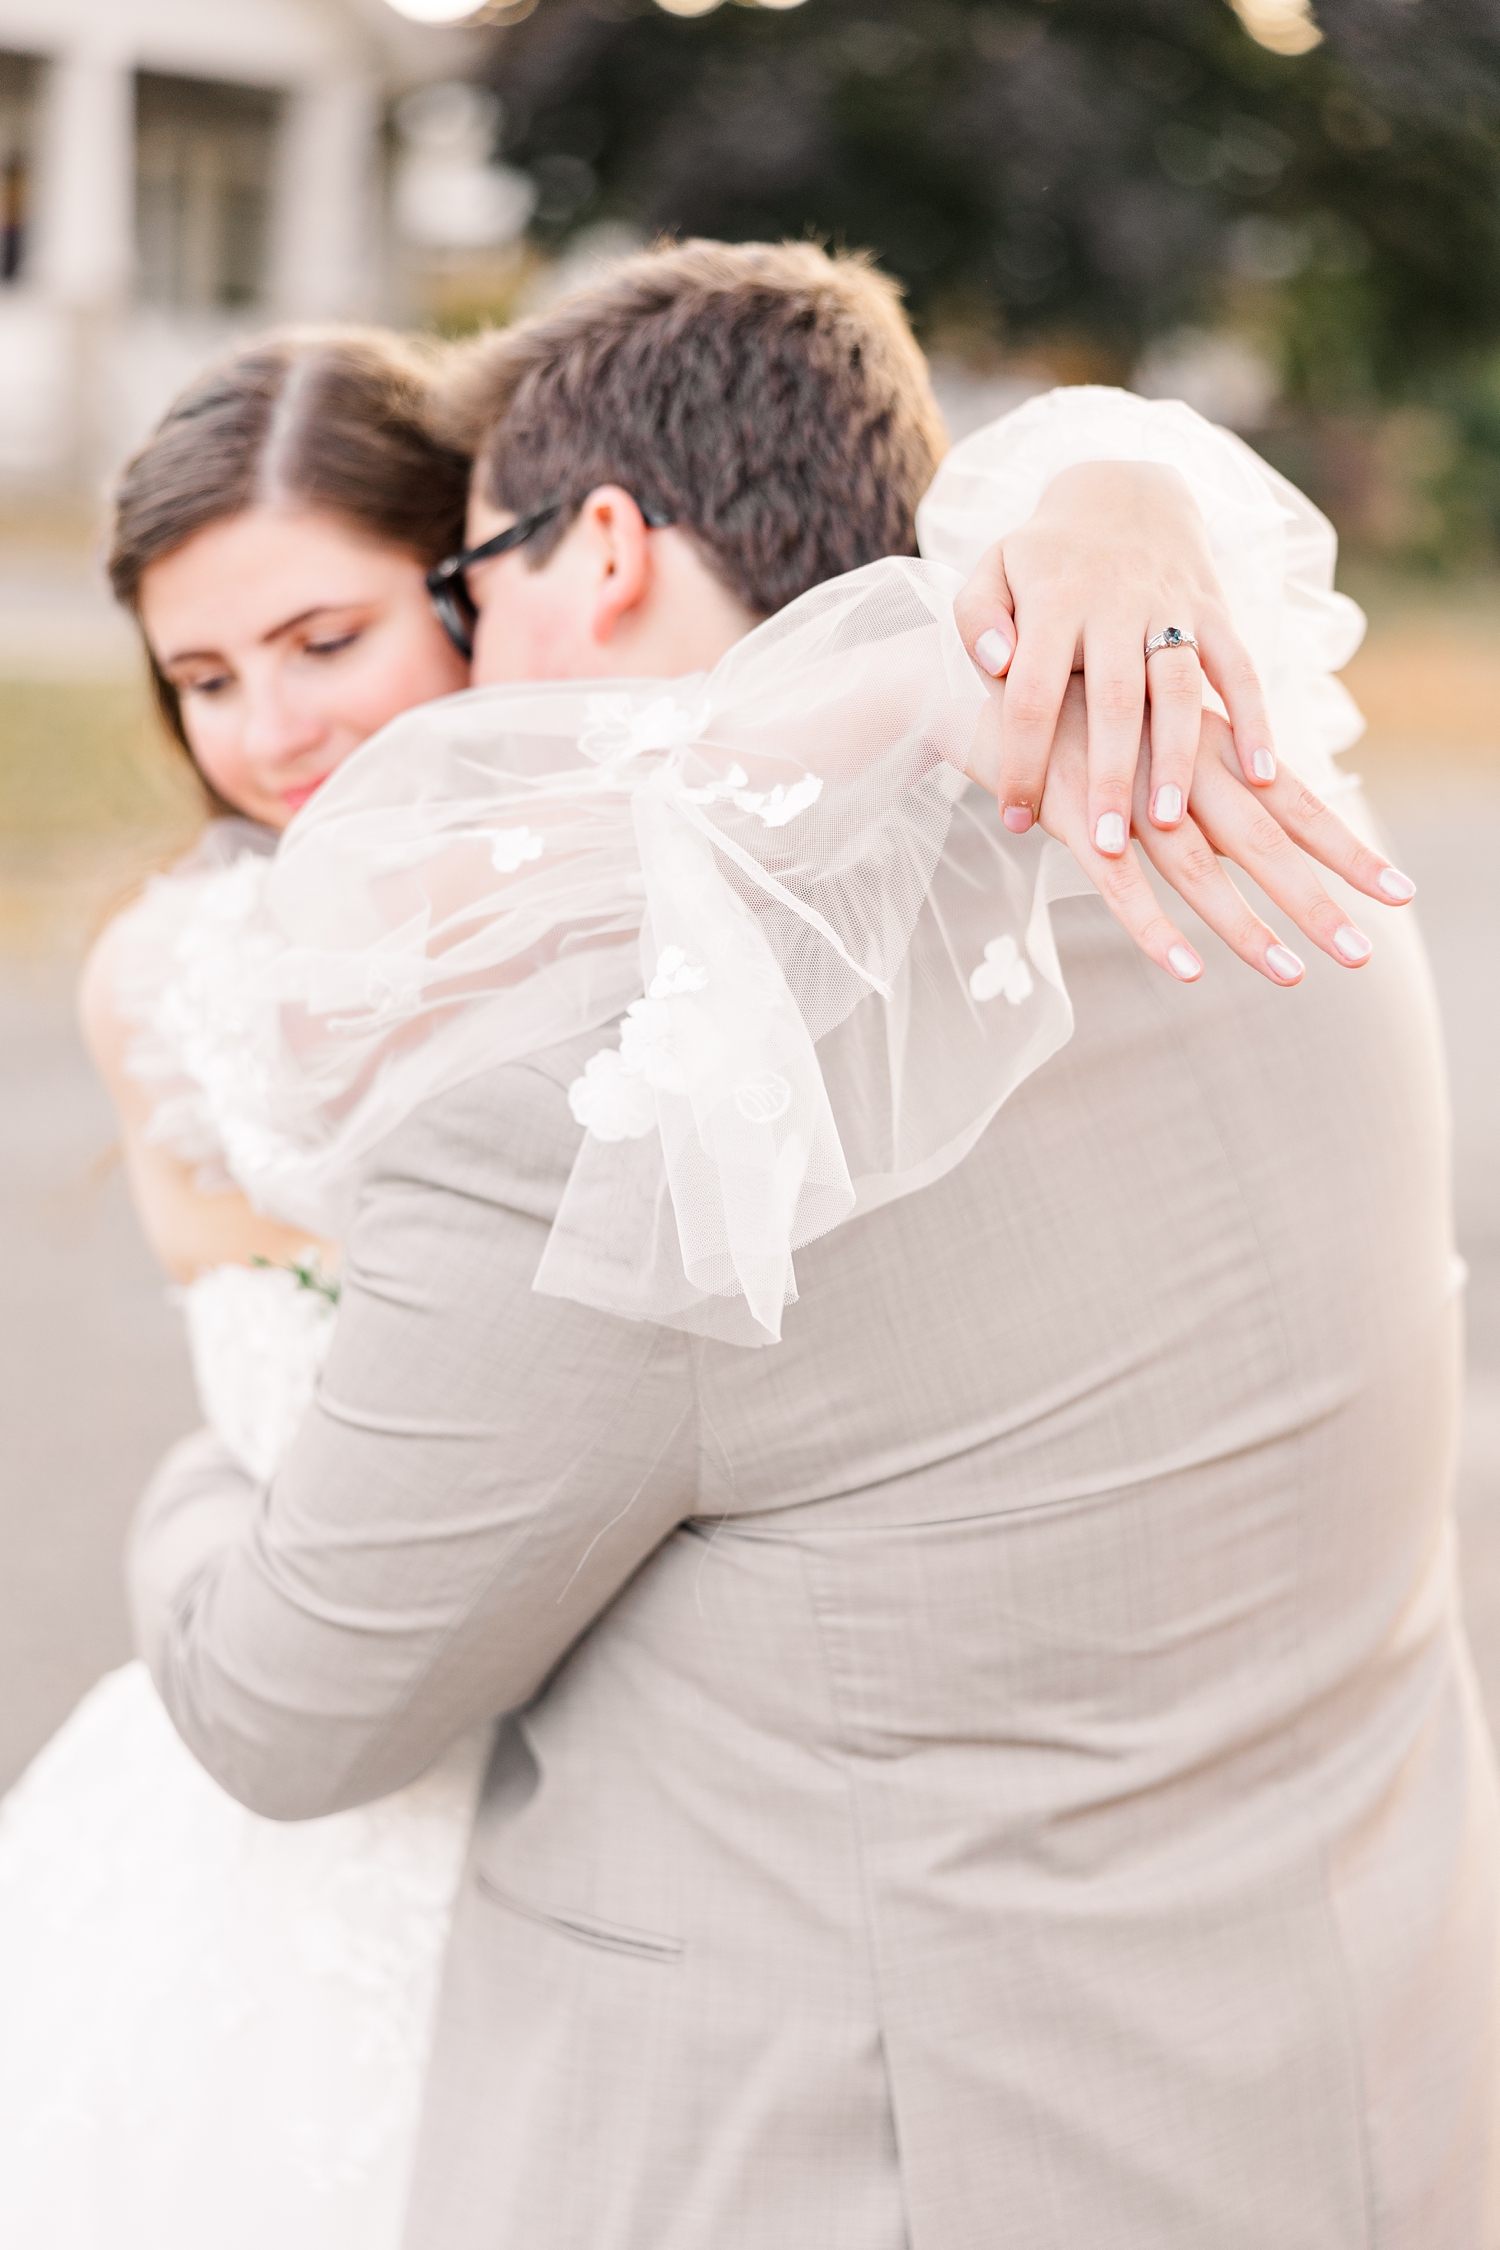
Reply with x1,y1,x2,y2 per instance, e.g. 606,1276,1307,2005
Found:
0,677,200,845
0,678,202,954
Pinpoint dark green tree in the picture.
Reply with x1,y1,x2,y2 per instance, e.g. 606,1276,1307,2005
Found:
484,0,1500,401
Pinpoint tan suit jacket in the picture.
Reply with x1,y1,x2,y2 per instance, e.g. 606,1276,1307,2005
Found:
132,805,1500,2249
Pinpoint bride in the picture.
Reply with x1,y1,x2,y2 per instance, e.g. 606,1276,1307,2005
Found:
0,314,1393,2243
0,330,485,2248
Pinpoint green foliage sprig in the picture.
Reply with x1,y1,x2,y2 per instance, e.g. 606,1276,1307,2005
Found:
250,1254,342,1307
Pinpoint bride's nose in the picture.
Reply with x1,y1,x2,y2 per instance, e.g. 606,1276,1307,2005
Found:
241,674,327,764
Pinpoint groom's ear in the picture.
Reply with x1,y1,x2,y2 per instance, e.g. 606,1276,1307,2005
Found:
579,486,653,647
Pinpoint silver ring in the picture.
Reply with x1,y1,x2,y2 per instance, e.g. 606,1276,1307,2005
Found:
1144,626,1200,659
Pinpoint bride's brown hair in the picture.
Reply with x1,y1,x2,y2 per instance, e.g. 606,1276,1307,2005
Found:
106,328,472,810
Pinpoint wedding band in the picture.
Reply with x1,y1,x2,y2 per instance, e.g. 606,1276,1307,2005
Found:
1144,626,1200,659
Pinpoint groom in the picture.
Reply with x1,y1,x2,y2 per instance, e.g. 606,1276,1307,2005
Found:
131,243,1500,2246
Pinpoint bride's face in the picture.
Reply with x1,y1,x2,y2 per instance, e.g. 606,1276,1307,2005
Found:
138,506,471,831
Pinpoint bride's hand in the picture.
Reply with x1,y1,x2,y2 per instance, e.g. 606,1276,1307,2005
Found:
969,676,1417,986
952,460,1276,860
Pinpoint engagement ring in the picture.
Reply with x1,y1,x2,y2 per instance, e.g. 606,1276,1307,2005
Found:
1144,626,1199,659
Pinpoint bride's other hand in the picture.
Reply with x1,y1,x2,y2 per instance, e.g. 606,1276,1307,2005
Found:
952,460,1276,859
1131,710,1415,982
970,677,1416,988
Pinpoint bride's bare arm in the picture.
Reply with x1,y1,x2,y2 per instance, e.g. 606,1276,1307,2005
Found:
79,915,331,1284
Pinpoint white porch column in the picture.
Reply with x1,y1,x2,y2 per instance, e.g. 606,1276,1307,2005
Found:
32,49,135,309
270,76,384,322
24,49,135,486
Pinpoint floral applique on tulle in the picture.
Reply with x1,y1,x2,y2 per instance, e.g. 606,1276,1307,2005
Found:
969,934,1035,1005
568,947,712,1140
488,826,545,873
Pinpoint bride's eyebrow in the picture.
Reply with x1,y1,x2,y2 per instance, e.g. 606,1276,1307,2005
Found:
262,602,366,645
162,603,365,668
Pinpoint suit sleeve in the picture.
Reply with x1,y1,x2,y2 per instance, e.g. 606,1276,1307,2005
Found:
127,1055,700,1821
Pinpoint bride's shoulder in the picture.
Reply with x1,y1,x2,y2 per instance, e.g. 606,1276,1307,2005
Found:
78,817,275,1104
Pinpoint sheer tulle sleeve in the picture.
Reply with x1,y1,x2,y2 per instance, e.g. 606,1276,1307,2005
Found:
109,820,277,1193
916,383,1368,793
151,394,1372,1349
158,558,1080,1344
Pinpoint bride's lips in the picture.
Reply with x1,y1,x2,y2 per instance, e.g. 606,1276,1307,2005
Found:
281,775,330,815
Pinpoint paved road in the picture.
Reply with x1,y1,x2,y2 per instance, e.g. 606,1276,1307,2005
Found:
0,958,195,1786
1,774,1497,1790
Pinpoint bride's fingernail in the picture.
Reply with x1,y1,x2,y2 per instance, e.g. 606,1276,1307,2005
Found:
1152,783,1183,825
1251,749,1277,782
1167,943,1202,981
1094,811,1127,855
1334,923,1372,963
1378,867,1417,902
976,627,1013,676
1266,943,1304,983
1002,804,1033,833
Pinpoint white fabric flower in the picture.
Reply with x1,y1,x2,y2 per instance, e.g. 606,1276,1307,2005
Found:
569,949,711,1136
580,693,709,764
647,945,710,999
489,827,544,874
567,1048,657,1141
680,762,749,806
969,934,1034,1005
681,764,824,828
734,1073,793,1125
619,997,685,1094
730,774,824,827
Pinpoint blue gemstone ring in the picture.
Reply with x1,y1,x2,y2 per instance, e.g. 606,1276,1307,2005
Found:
1144,626,1200,659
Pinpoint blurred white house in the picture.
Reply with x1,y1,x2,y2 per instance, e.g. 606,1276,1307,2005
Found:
0,0,524,495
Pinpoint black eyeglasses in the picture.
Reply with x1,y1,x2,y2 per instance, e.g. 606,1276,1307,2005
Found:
426,496,675,660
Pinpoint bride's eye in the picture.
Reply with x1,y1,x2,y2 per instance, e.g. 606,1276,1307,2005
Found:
180,671,233,700
306,630,361,660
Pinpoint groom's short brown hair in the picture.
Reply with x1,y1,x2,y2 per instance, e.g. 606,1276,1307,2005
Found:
435,240,947,619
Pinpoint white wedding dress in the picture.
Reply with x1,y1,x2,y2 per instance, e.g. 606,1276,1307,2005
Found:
0,833,487,2249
